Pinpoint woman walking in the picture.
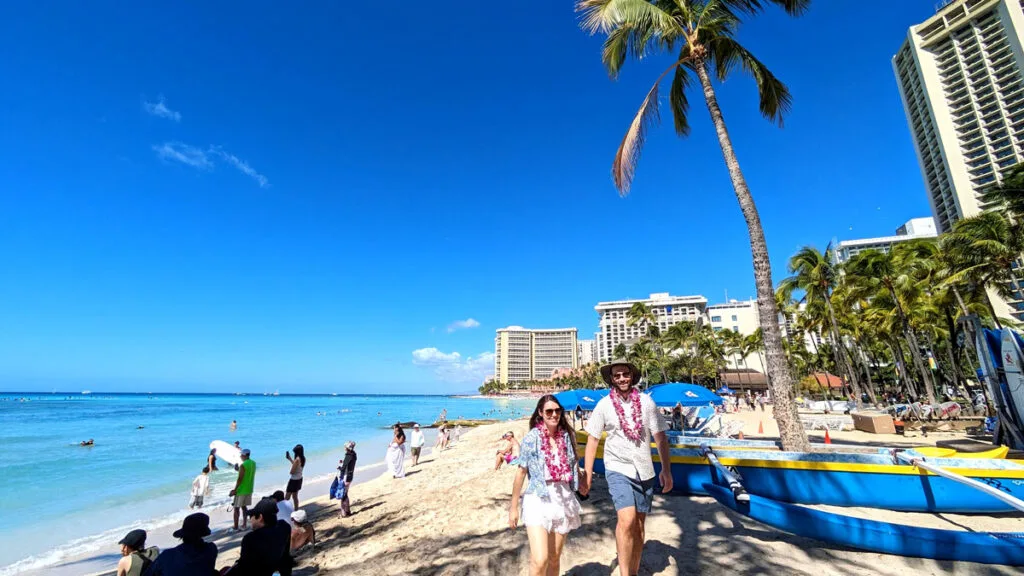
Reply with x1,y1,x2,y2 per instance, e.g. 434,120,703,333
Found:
337,441,356,517
207,448,219,472
386,424,407,478
509,396,581,576
284,444,305,509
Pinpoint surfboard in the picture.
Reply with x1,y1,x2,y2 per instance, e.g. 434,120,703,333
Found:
1000,330,1024,433
210,440,243,467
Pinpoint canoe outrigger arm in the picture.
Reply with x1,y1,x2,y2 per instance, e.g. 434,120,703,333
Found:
701,445,750,503
896,453,1024,513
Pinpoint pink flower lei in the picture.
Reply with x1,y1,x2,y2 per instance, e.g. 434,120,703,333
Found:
536,423,573,484
610,387,644,442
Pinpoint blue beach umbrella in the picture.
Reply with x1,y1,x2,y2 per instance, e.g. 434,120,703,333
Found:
553,389,609,411
647,383,724,407
715,386,737,395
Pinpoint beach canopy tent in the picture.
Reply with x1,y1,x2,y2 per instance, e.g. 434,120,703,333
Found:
647,383,724,407
715,386,736,395
553,389,609,411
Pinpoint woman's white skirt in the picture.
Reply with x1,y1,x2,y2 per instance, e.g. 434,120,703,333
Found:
521,482,581,534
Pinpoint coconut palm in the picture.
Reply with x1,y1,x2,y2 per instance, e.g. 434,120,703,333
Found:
577,0,811,450
779,246,866,408
942,211,1024,327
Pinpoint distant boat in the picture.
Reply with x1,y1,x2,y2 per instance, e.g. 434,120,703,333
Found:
81,390,91,395
272,390,280,396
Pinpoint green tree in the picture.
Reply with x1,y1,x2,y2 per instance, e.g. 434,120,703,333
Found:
942,211,1024,327
577,0,811,450
779,246,866,408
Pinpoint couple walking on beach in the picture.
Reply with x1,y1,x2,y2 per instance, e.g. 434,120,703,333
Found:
509,358,673,576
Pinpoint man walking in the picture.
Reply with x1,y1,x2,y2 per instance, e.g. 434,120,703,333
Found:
228,449,256,531
410,424,425,467
580,359,672,576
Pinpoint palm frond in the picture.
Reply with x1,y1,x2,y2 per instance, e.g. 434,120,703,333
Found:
612,78,662,195
708,36,792,125
576,0,679,35
668,63,694,136
721,0,811,16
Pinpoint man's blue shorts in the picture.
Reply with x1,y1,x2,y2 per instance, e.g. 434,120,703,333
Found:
606,470,655,513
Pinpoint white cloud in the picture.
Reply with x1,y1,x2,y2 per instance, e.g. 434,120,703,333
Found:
411,348,494,383
211,148,270,188
143,96,182,122
446,318,481,333
152,143,269,187
152,142,213,169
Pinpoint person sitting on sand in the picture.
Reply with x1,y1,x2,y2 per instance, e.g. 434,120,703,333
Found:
410,424,425,466
288,509,316,552
580,359,672,576
189,466,211,509
145,513,217,576
509,395,581,576
220,498,291,576
494,431,520,470
386,424,407,478
116,529,158,576
207,448,219,472
271,490,295,526
228,449,256,531
337,441,357,517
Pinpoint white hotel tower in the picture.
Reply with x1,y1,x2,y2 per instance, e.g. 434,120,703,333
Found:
893,0,1024,320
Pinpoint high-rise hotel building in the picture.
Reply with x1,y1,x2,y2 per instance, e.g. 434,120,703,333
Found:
493,327,578,386
594,293,707,363
893,0,1024,320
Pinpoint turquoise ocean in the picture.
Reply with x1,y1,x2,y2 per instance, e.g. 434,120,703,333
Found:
0,392,534,574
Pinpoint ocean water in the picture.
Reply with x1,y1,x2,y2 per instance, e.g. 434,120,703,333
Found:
0,392,534,574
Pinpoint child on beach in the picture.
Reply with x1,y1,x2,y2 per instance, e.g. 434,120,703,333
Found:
509,395,581,576
189,467,211,509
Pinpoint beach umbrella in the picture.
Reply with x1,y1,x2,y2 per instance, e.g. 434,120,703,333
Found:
553,389,609,411
715,386,737,395
647,383,724,407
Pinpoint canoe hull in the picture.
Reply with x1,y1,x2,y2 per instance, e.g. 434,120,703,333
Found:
703,483,1024,565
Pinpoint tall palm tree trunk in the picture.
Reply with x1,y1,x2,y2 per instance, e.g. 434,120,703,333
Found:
887,285,937,404
694,61,807,451
851,341,879,405
824,297,865,408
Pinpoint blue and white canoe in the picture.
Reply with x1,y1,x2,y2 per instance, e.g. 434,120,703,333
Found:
577,432,1024,513
703,483,1024,565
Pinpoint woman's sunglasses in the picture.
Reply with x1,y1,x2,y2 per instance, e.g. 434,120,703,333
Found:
542,408,562,416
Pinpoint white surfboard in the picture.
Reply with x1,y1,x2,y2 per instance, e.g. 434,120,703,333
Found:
210,440,243,467
1000,330,1024,429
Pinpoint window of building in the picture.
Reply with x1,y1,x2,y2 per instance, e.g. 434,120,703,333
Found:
731,315,738,322
733,326,739,332
711,315,722,322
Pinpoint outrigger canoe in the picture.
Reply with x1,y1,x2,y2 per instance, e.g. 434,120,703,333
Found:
577,431,1024,513
703,483,1024,565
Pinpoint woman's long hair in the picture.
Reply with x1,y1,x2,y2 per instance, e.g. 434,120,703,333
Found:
293,444,306,467
529,395,572,436
393,424,405,441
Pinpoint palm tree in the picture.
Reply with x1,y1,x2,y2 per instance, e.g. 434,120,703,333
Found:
577,0,811,450
627,302,657,334
779,246,866,408
844,245,938,405
942,211,1024,327
613,342,629,360
627,340,656,386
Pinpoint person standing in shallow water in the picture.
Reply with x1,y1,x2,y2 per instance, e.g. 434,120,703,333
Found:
580,359,673,576
509,395,581,576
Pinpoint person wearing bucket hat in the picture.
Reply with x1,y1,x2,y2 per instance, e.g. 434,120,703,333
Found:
115,529,158,576
336,441,357,516
145,513,217,576
580,358,673,576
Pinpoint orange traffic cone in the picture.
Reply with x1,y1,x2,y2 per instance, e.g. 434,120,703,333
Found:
738,430,745,440
824,429,832,444
758,420,764,434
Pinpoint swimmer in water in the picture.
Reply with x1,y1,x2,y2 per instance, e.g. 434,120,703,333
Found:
230,420,238,432
80,439,94,446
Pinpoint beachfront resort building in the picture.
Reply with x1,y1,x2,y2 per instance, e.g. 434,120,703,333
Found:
577,339,598,366
706,299,766,375
493,326,578,386
830,217,939,264
893,0,1024,320
595,293,708,363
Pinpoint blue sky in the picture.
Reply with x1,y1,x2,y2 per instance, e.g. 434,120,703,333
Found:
0,1,941,393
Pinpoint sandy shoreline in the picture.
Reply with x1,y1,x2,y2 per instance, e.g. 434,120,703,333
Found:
39,415,1024,575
